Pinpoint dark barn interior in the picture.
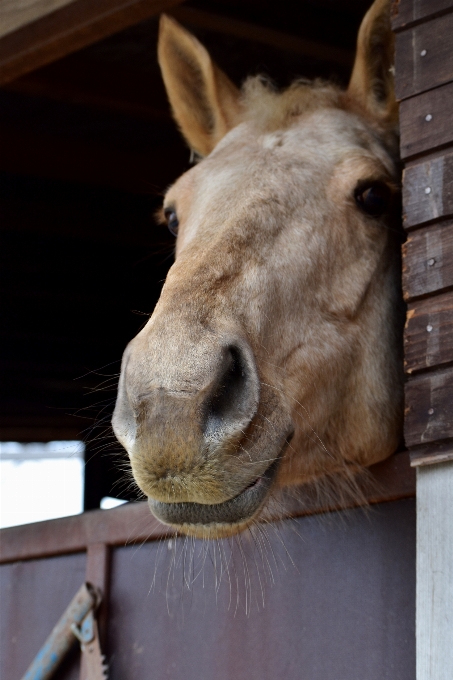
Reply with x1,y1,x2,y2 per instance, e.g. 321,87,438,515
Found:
0,0,372,509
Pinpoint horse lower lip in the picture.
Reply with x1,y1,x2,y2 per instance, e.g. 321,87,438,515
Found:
148,458,279,528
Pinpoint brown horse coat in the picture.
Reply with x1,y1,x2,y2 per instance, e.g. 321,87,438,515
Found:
113,0,404,537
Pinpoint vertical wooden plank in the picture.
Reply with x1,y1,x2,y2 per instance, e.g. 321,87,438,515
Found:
80,543,110,680
403,151,453,228
416,462,453,680
84,543,110,634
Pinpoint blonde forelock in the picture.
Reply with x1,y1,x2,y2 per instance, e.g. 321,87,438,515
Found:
239,76,343,132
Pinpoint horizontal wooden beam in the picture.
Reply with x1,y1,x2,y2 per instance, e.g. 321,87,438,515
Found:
400,82,453,161
0,451,415,563
402,220,453,301
391,0,453,32
395,12,453,100
2,75,171,122
402,150,453,228
171,6,354,67
405,291,453,374
0,0,75,39
410,440,453,466
0,0,183,86
0,501,168,563
405,366,453,447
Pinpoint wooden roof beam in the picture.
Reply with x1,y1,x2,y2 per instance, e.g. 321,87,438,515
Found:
170,6,354,67
0,0,184,86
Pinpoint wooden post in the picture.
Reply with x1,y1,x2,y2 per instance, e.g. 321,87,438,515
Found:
393,0,453,676
80,542,111,680
416,461,453,680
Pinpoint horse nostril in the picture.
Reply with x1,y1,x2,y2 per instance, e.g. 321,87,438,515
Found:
203,344,258,447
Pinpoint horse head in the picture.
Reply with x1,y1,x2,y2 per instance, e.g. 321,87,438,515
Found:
113,0,404,537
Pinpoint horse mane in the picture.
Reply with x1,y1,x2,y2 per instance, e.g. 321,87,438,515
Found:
240,76,343,132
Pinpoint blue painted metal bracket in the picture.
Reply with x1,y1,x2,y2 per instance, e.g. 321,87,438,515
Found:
21,582,101,680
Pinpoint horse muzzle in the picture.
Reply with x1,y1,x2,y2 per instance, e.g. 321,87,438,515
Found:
148,455,281,536
112,321,293,535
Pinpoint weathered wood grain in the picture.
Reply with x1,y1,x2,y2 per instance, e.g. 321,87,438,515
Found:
392,0,453,30
0,502,168,564
0,0,183,86
410,440,453,466
416,461,453,680
403,220,453,300
0,0,75,39
395,12,453,99
82,542,110,667
171,6,354,66
403,151,453,228
405,291,453,373
400,82,453,159
404,366,453,446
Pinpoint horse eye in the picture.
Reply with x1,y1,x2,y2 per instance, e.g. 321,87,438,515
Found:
354,182,391,217
164,209,179,236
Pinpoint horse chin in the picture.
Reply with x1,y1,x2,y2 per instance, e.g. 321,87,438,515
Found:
147,456,280,538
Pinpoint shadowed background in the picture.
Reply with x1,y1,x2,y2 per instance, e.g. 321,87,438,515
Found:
0,0,371,508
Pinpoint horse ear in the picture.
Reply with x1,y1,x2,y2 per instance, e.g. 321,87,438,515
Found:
158,14,241,157
347,0,398,127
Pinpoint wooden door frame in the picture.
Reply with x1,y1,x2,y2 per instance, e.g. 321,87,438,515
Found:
393,1,453,678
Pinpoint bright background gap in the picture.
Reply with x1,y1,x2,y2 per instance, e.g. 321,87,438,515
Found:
0,440,85,529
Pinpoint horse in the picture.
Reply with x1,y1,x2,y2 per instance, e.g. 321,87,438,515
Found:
113,0,404,539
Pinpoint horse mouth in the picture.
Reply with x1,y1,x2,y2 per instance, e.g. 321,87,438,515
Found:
147,456,280,535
